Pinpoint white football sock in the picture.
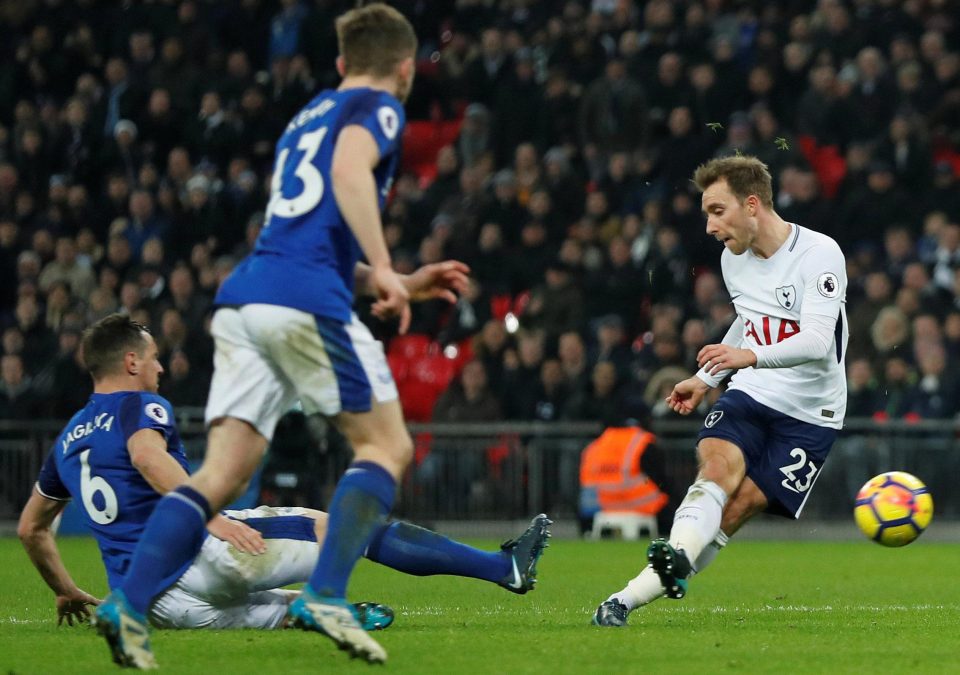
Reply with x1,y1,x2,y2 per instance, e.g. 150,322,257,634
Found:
607,566,663,611
669,479,728,563
691,529,729,574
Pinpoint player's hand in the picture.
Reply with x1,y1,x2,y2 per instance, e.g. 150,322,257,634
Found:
370,264,412,333
207,515,267,555
402,260,470,304
56,588,100,626
697,344,758,375
665,377,711,415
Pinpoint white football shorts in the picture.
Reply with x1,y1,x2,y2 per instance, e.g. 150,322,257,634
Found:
149,506,320,629
205,304,398,440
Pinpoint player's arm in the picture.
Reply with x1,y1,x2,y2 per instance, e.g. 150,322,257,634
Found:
127,429,266,554
700,245,846,373
17,488,101,626
355,260,470,304
698,312,837,373
332,125,412,330
668,316,744,415
743,311,836,368
128,428,195,494
694,315,745,385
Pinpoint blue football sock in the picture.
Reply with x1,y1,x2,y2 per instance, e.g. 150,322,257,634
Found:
120,485,212,614
366,521,512,583
308,461,396,598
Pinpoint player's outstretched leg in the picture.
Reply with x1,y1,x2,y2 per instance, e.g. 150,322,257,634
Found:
593,529,730,626
363,515,552,591
289,588,387,663
353,602,394,631
647,538,693,599
497,514,553,594
93,589,157,670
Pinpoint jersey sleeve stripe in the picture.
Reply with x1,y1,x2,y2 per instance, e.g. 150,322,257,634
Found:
834,311,844,363
234,515,317,542
117,393,142,440
35,482,71,502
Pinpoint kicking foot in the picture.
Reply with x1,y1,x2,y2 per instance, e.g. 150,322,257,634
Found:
92,590,158,670
289,587,387,663
647,538,692,599
591,599,629,627
498,513,552,594
353,602,394,631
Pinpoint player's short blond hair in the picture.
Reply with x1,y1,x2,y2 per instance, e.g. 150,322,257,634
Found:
693,155,774,209
336,3,417,78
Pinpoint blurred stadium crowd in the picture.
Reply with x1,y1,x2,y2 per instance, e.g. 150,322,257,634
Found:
1,0,959,428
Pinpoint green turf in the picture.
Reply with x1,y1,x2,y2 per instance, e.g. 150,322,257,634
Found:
0,536,957,674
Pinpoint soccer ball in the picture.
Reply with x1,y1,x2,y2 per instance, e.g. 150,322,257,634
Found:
854,472,934,547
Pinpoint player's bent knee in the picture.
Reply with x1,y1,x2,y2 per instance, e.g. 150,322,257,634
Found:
354,437,413,477
696,439,747,493
191,468,250,510
359,426,414,466
394,430,414,463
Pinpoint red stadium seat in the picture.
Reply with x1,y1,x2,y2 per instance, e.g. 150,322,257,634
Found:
397,378,442,422
396,354,458,422
513,290,531,316
386,352,410,383
797,134,818,163
797,134,847,199
490,294,512,320
412,431,433,466
811,145,846,199
448,339,474,374
409,354,457,390
388,333,432,359
401,119,463,183
486,433,519,479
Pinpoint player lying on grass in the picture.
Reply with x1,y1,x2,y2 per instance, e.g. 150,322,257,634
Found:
593,155,847,626
18,313,551,632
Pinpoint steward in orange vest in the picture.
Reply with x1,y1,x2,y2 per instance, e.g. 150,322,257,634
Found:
579,427,669,521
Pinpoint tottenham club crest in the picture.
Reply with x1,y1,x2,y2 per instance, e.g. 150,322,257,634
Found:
817,272,840,298
775,285,796,310
704,410,724,428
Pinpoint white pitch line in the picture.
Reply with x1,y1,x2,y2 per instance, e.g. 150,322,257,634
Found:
394,603,958,618
652,604,956,613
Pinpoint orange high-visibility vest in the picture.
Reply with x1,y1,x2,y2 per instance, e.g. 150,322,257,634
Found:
579,427,668,514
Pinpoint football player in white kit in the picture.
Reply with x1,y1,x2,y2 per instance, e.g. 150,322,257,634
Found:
594,155,848,626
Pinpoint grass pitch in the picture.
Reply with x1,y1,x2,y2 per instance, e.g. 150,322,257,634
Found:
0,535,957,674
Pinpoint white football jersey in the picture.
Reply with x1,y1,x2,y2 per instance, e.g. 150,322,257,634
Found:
722,223,848,428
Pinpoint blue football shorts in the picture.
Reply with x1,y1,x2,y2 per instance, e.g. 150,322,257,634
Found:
697,389,837,518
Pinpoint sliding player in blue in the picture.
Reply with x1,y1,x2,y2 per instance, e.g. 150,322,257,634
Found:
94,4,550,667
18,314,549,665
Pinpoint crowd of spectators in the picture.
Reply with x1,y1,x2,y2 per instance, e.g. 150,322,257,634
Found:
1,0,960,429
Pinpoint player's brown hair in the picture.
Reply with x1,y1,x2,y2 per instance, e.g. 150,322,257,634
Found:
81,313,150,380
336,3,418,78
693,155,774,209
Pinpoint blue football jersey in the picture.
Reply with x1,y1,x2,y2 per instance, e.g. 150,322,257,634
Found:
216,87,405,321
36,392,191,590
